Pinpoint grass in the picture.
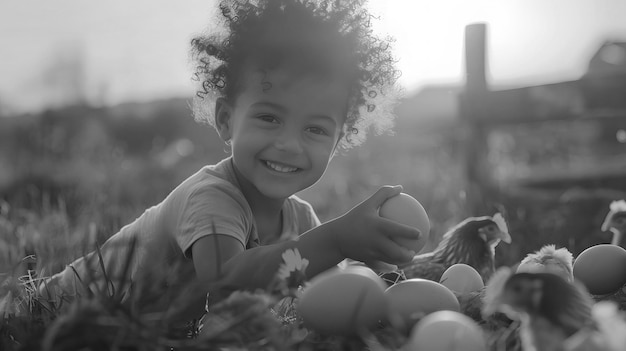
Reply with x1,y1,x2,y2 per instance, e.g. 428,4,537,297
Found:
0,202,381,350
2,200,625,351
0,201,259,350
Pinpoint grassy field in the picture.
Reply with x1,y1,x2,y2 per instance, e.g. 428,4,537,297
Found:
1,99,625,350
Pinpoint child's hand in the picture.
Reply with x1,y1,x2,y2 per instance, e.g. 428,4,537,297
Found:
333,185,421,265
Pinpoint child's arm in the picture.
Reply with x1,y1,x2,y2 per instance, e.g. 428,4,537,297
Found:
192,185,420,292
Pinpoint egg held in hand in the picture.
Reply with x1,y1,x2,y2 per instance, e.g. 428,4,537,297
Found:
406,310,488,351
296,266,387,335
573,244,626,295
379,192,430,253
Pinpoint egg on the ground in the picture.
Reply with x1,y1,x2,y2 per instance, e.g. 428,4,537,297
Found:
296,266,387,335
439,263,484,293
379,192,430,253
384,278,460,330
573,244,626,295
406,310,488,351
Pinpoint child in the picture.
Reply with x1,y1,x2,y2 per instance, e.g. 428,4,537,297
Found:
40,0,420,326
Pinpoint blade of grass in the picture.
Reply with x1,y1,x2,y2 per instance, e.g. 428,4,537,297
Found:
69,264,95,298
111,236,138,304
94,239,115,298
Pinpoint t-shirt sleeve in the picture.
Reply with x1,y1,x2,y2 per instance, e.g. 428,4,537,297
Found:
177,184,251,257
304,201,322,229
289,195,322,236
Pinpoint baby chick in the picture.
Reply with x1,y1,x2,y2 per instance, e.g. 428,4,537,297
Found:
483,268,595,351
516,245,574,282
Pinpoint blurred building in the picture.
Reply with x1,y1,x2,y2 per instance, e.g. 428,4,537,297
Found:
582,41,626,110
396,39,626,193
398,40,626,122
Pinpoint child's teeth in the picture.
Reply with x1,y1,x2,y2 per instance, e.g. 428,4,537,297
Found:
266,161,297,172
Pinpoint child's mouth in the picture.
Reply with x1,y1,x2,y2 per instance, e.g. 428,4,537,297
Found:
263,160,300,173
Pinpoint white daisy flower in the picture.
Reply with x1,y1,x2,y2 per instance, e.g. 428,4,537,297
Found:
277,248,309,281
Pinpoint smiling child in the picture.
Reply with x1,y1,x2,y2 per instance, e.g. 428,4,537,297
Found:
40,0,420,328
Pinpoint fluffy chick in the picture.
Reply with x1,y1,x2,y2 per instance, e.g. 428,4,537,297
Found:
516,245,574,282
483,268,595,351
398,213,511,283
601,200,626,247
458,246,574,336
460,244,575,350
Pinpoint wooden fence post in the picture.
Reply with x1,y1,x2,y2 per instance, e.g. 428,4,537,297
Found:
460,23,490,213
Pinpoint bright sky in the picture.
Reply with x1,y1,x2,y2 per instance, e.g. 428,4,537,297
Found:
1,0,626,114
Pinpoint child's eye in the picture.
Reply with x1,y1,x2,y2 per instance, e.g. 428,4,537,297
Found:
306,126,329,136
257,115,279,123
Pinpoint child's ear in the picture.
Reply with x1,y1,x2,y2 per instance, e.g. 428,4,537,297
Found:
214,97,233,142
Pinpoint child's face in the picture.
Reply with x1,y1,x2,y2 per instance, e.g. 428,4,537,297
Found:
219,67,348,200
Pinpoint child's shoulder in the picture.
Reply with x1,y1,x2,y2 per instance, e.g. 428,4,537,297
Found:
168,159,248,208
174,164,233,192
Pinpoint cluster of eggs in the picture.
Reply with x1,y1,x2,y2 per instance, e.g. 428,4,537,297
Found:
295,192,626,349
297,193,488,350
296,264,487,350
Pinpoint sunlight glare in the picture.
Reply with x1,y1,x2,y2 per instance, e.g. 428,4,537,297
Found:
369,0,499,89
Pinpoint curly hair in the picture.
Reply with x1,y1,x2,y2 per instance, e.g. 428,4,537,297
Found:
190,0,401,150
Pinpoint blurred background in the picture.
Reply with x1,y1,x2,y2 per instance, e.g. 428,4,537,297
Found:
1,0,625,274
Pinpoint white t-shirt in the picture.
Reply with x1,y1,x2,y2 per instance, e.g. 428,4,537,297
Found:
42,157,321,310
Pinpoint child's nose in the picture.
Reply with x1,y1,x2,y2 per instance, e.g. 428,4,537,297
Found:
274,131,303,154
